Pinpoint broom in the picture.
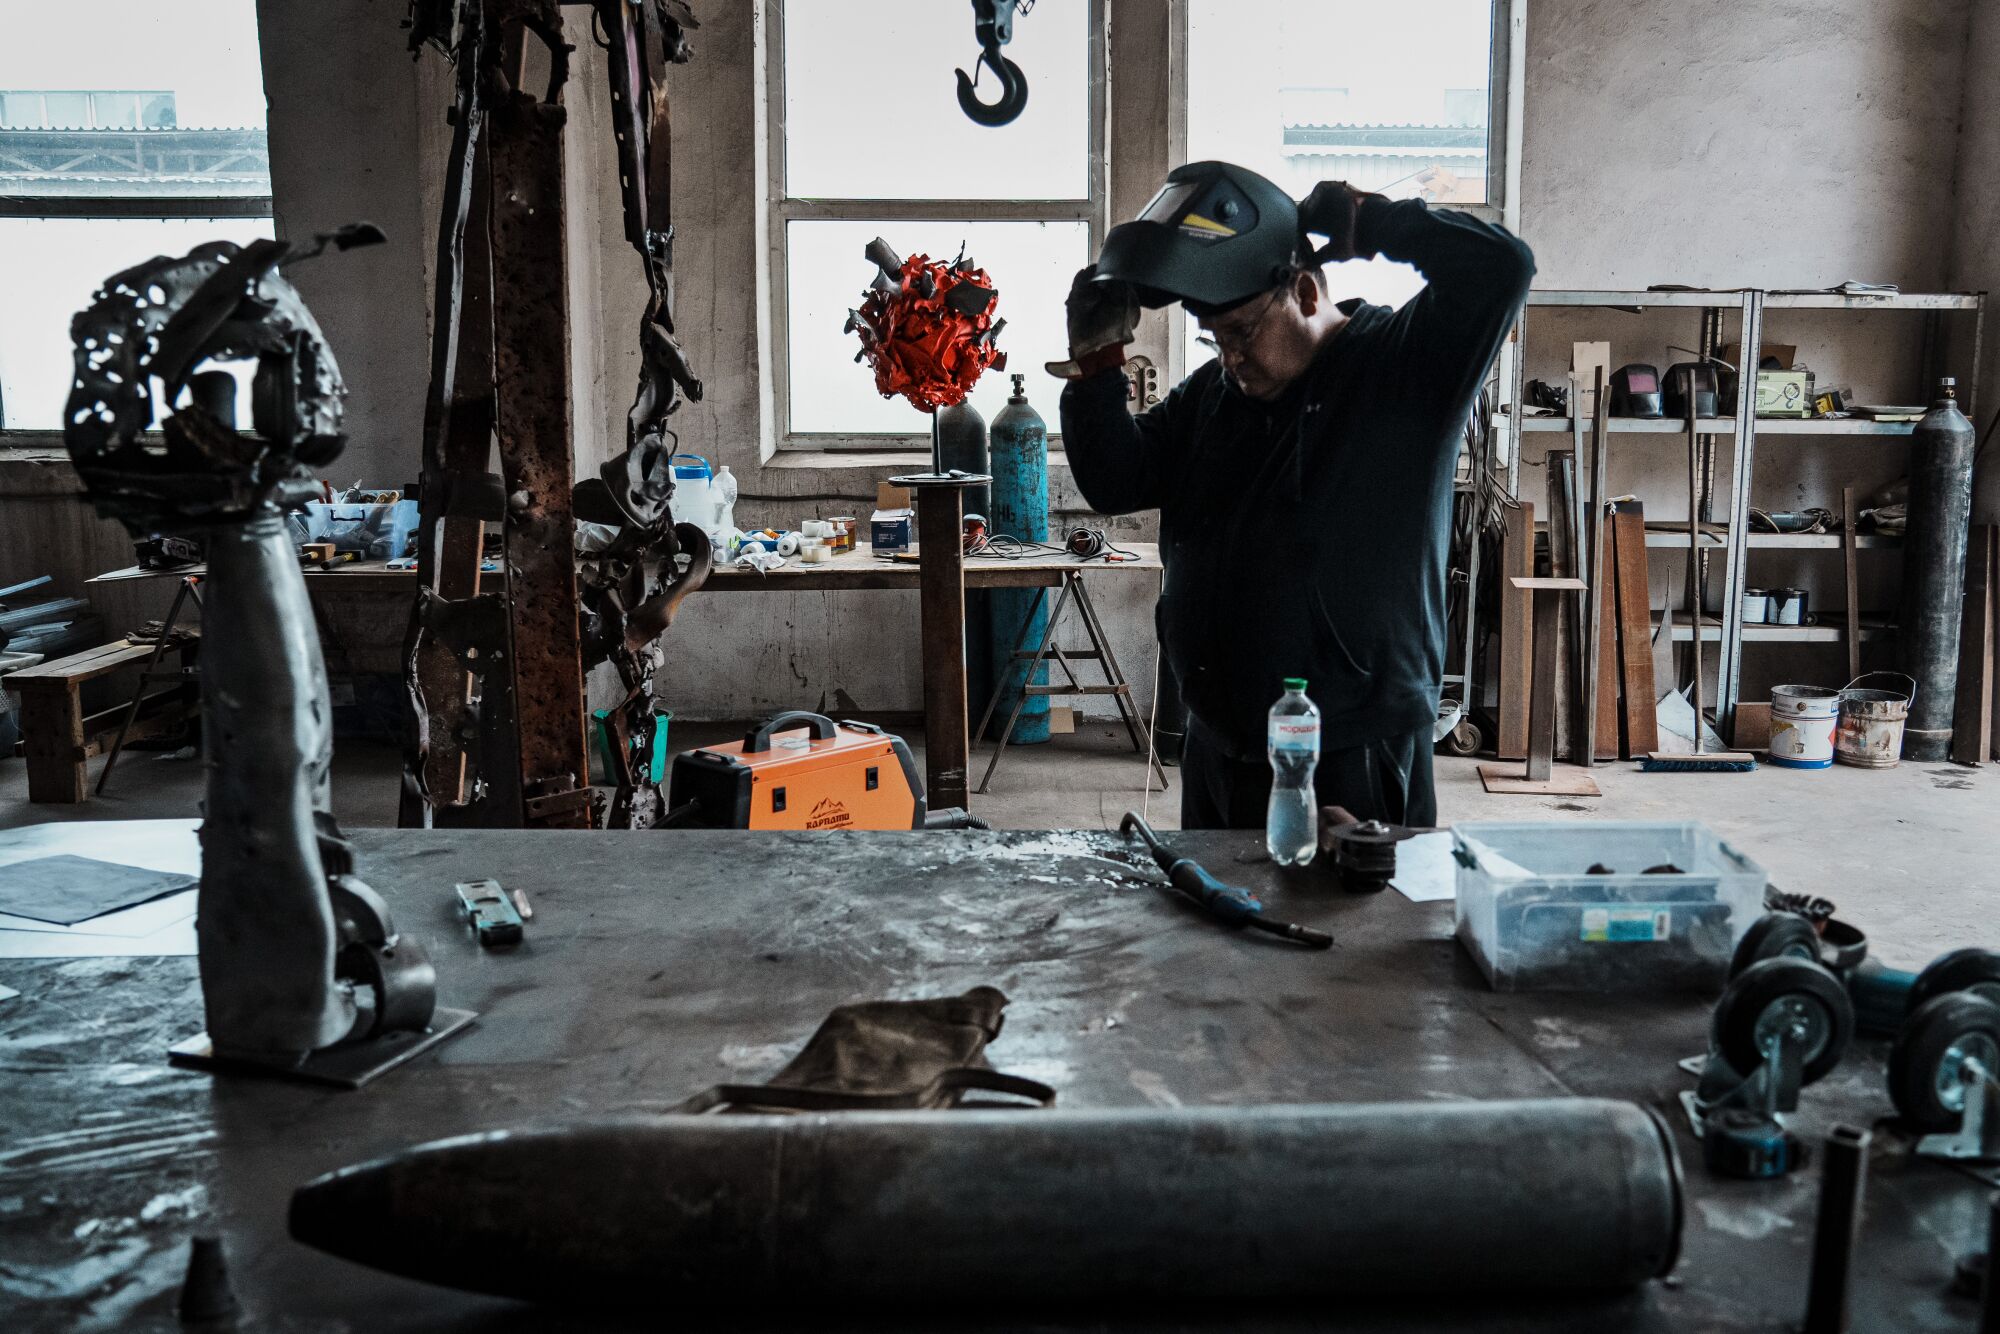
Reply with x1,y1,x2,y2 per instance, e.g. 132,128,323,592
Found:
1640,378,1756,773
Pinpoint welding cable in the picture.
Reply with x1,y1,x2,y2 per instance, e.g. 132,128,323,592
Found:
1064,526,1139,562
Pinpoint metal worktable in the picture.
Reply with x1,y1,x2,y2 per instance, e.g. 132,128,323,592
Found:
1,828,1992,1331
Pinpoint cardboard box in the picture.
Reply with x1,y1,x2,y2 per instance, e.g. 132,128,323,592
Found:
870,481,914,553
1571,341,1611,417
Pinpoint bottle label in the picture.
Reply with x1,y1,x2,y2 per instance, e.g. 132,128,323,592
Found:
1269,718,1319,753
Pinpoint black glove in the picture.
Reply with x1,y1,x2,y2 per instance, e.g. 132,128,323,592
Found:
1298,181,1382,266
1045,264,1140,380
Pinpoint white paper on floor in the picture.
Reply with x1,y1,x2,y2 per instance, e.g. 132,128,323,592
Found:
1392,831,1460,903
0,820,199,958
0,983,19,1003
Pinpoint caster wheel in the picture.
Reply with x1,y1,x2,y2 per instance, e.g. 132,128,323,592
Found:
1888,991,2000,1132
1908,948,2000,1012
1729,912,1822,979
1445,719,1482,757
1714,956,1854,1085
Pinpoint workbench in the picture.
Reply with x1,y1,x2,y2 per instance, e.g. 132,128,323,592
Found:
89,545,1166,807
1,828,1990,1331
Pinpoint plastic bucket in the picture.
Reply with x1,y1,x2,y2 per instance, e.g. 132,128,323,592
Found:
1835,672,1913,769
1768,684,1841,768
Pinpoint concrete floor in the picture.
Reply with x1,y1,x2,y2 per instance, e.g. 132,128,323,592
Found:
3,723,1995,964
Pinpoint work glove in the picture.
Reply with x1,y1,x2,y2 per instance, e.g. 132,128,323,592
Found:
1297,180,1382,266
1044,264,1140,380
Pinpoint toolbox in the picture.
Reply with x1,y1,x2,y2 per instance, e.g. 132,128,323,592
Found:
1452,821,1765,991
668,711,925,830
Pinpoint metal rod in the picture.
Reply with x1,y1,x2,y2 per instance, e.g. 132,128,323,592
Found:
291,1101,1684,1305
1583,366,1610,767
1802,1123,1870,1334
1684,388,1705,754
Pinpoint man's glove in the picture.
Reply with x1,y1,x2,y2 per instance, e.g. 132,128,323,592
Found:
1044,265,1140,380
1297,180,1383,267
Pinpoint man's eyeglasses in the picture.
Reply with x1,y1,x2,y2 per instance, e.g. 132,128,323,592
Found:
1194,286,1286,356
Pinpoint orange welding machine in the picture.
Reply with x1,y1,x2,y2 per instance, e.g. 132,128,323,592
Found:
668,711,925,830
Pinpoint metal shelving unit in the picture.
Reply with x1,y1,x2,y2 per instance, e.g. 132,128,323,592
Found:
1503,287,1983,741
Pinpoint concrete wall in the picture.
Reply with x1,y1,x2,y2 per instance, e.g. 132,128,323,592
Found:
245,0,1995,724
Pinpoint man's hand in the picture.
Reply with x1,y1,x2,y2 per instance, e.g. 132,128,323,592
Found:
1044,265,1140,380
1298,181,1383,266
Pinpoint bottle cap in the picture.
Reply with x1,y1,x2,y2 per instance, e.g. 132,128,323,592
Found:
1284,677,1308,692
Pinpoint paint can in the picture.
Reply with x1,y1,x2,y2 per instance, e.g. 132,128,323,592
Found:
1834,672,1914,769
1741,588,1772,624
1767,683,1841,768
1771,587,1809,626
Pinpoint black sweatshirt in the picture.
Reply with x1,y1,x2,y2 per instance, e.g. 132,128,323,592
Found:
1061,198,1535,762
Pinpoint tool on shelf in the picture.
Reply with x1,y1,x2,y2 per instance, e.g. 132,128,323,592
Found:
1118,812,1332,948
1642,384,1755,772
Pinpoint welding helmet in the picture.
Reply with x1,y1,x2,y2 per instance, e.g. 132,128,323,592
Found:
1094,161,1304,315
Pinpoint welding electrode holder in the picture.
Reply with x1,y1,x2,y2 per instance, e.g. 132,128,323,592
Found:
1119,812,1332,948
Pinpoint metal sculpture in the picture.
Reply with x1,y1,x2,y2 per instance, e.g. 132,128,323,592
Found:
64,234,471,1079
400,0,708,831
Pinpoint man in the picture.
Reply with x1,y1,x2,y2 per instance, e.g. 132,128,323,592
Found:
1050,161,1534,829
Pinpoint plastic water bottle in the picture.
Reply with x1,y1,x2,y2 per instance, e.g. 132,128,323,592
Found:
1266,678,1320,865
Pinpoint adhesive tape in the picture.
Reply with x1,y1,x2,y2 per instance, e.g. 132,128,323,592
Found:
777,532,801,558
803,520,832,539
803,544,831,564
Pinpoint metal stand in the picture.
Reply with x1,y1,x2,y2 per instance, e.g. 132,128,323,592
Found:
1916,1053,2000,1162
1478,577,1601,794
1679,1024,1809,1176
96,574,203,795
169,1008,477,1089
890,469,990,813
973,571,1168,795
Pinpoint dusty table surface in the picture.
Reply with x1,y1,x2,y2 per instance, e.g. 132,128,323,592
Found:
0,828,1990,1332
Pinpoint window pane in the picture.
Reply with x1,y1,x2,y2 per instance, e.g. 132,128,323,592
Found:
786,219,1088,435
0,217,276,430
783,0,1088,200
1189,0,1492,207
0,1,269,198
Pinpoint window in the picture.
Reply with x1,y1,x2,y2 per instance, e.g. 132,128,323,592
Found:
770,0,1103,446
0,2,272,432
1184,0,1505,370
764,0,1508,446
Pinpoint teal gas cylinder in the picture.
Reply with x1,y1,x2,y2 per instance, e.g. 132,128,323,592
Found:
986,374,1051,744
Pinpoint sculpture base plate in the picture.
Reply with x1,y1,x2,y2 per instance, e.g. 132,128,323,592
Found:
168,1007,477,1089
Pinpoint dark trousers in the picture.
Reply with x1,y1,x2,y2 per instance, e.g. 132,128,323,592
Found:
1180,721,1437,831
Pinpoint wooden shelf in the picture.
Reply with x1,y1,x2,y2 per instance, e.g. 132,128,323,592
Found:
1761,291,1981,311
1641,527,1899,550
1652,613,1891,644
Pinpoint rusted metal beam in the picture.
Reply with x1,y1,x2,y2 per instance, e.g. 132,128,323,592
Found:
484,0,591,828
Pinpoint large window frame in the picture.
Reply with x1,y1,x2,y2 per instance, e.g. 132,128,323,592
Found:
764,0,1110,453
0,75,273,440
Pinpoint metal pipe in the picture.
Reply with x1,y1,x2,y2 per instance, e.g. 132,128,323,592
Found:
291,1100,1684,1306
1802,1123,1870,1334
1901,378,1978,761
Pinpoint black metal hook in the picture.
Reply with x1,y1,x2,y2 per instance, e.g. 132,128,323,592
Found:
956,46,1029,127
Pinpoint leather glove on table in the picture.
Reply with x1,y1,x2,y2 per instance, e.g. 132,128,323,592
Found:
1044,264,1140,380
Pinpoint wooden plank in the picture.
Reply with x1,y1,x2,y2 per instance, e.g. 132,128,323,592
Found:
1476,764,1602,796
1512,576,1589,592
1496,502,1534,760
20,682,87,803
1595,529,1621,760
1525,585,1562,781
1612,509,1660,757
1841,486,1861,684
9,640,157,686
1952,525,1997,765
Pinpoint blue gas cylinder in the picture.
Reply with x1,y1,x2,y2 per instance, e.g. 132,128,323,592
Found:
986,374,1051,744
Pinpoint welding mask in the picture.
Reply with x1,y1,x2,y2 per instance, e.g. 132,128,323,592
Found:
1094,161,1305,314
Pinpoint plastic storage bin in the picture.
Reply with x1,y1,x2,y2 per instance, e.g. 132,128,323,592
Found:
1453,821,1765,992
303,500,421,561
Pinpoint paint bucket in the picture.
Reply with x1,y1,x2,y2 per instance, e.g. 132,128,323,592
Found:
1835,672,1914,769
1768,683,1841,768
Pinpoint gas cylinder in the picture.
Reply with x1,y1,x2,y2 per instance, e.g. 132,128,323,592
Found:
935,401,990,521
1899,376,1978,761
986,374,1051,745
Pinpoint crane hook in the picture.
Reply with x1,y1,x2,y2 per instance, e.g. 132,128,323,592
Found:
955,46,1029,127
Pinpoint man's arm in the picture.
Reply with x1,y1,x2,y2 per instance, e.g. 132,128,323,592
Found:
1351,196,1536,408
1058,366,1194,516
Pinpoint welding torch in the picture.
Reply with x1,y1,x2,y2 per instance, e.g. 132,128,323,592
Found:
1118,812,1333,949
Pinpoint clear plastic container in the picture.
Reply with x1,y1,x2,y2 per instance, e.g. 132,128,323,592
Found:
1452,821,1766,992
